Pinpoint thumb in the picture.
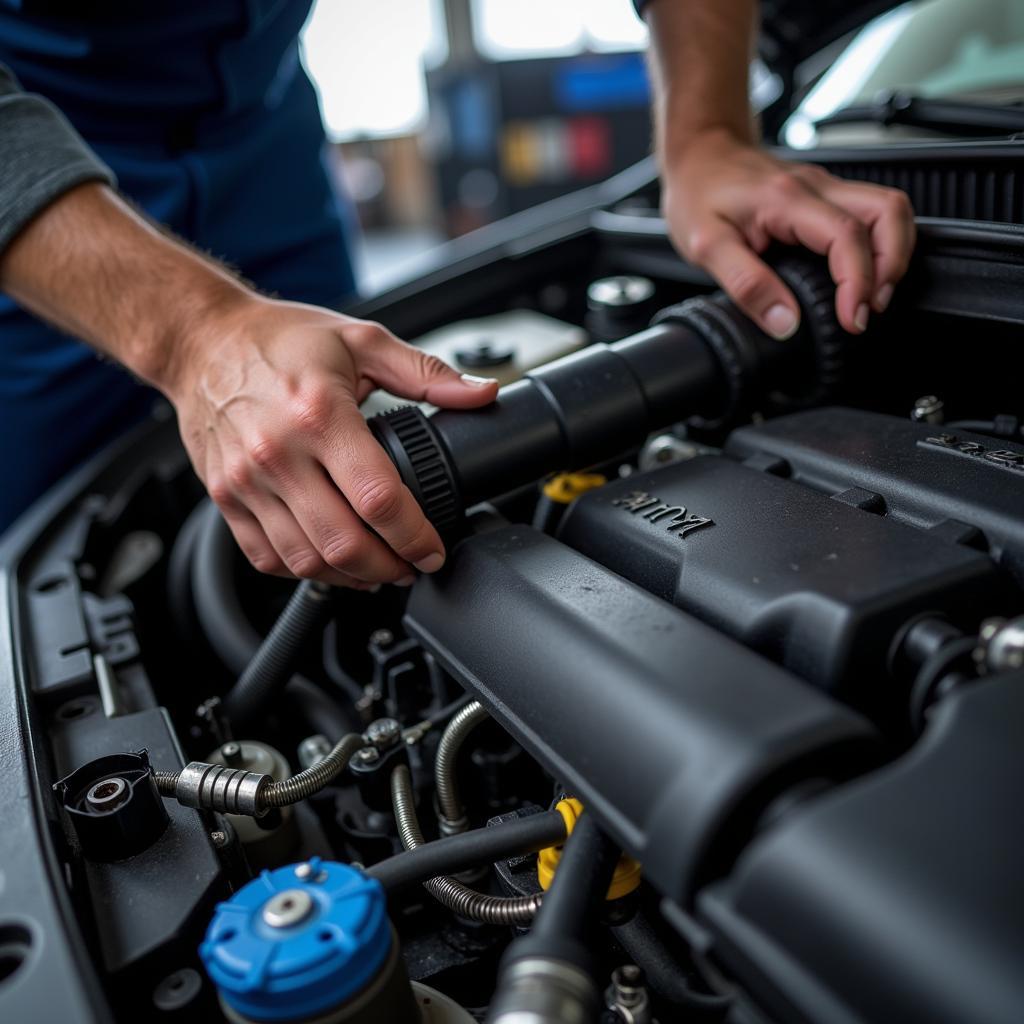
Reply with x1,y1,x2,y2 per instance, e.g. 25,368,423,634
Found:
690,224,802,341
362,333,500,409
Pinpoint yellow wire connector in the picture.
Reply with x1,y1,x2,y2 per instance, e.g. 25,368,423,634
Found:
537,798,641,900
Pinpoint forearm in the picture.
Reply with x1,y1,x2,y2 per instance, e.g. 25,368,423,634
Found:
0,182,253,392
643,0,758,168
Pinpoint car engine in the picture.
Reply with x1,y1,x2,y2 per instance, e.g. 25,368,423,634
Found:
2,163,1023,1024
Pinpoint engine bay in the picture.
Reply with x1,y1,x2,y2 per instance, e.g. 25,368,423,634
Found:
2,161,1023,1024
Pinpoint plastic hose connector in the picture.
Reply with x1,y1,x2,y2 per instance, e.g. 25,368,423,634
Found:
369,405,461,537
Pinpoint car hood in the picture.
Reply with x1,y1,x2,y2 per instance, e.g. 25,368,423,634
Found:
760,0,903,67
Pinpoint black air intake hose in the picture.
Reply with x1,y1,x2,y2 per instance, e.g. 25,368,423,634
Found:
370,260,843,534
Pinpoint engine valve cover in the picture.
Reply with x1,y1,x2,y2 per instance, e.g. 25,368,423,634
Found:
559,453,999,716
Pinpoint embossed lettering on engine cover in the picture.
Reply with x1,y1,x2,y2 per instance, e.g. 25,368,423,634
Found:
922,433,1024,473
611,490,714,537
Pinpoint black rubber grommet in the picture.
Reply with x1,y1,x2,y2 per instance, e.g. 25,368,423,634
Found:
369,405,462,536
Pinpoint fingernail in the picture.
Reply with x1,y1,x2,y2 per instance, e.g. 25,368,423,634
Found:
875,283,893,312
854,303,870,333
394,575,416,587
763,304,799,341
415,552,445,573
460,374,498,387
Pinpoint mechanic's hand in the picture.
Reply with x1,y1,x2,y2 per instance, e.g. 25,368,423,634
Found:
167,297,499,588
662,129,916,338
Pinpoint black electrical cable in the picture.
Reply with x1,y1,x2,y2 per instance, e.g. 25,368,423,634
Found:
612,913,731,1016
367,809,567,891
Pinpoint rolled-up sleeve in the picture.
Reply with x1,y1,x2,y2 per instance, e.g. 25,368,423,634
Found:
0,63,114,255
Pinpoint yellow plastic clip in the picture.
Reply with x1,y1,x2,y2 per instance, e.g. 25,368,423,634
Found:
541,473,607,505
537,798,641,900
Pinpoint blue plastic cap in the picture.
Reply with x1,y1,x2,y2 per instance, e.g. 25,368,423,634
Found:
199,859,391,1022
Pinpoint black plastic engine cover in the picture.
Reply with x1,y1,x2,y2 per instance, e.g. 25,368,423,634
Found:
558,455,999,716
726,407,1024,586
404,526,878,904
699,670,1024,1024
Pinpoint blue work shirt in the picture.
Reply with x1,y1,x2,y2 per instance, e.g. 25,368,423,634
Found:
0,1,357,531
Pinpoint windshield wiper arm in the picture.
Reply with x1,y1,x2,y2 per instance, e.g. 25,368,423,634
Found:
814,90,1024,137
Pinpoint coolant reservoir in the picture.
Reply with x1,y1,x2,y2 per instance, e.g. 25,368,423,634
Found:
200,859,473,1023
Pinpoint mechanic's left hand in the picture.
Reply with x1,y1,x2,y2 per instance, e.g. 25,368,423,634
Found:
661,128,917,339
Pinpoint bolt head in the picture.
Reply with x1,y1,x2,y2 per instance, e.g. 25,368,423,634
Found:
220,741,243,765
369,628,394,648
365,717,402,750
262,888,313,929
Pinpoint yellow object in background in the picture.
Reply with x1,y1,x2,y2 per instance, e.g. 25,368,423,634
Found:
538,798,641,900
542,472,607,505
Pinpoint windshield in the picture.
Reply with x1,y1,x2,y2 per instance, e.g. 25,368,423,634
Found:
783,0,1024,148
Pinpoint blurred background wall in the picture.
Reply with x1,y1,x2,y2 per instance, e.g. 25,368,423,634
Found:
299,0,652,291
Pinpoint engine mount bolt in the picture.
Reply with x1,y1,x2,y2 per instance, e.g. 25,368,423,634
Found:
262,888,314,929
86,776,130,813
365,717,402,751
210,830,229,848
911,395,945,424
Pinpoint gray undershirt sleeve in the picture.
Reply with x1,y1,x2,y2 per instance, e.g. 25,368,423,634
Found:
0,62,115,256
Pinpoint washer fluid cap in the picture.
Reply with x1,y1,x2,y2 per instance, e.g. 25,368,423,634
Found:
199,858,390,1021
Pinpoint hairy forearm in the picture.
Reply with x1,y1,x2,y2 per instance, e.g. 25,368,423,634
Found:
0,182,252,392
644,0,758,167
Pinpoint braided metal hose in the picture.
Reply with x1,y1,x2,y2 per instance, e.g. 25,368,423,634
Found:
435,699,490,831
153,769,180,795
390,764,542,925
152,733,366,813
262,732,366,807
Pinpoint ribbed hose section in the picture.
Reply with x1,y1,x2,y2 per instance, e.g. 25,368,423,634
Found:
223,579,336,723
390,764,542,925
152,735,366,812
435,700,490,829
262,733,366,807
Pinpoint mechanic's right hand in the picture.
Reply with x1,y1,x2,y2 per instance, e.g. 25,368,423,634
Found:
165,297,499,588
661,130,916,339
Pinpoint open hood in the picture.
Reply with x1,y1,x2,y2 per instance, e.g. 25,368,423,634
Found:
759,0,905,68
